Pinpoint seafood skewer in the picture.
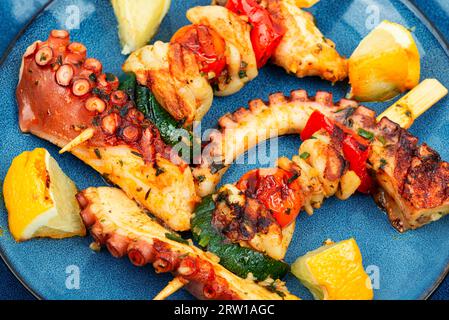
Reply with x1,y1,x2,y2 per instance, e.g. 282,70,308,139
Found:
192,81,448,274
123,0,347,125
76,187,299,300
17,31,199,231
194,81,449,233
194,128,361,263
15,21,345,233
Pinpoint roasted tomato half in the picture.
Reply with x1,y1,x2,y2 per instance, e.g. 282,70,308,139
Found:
171,24,227,79
236,168,303,227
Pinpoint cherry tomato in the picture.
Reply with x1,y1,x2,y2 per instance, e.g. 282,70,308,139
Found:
171,25,227,78
236,168,303,227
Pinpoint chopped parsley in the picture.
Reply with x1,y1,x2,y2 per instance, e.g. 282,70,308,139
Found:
357,128,374,141
287,173,300,184
105,73,116,82
165,233,189,245
238,69,247,79
377,135,387,145
92,115,100,127
155,167,165,176
198,234,211,247
300,152,310,160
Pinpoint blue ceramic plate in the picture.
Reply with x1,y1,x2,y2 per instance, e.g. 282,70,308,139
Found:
1,0,449,300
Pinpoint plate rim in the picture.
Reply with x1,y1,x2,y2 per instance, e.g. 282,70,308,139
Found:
1,0,448,300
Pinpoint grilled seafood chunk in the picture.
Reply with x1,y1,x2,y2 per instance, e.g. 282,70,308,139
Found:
193,90,357,197
267,0,348,82
213,184,296,260
186,5,258,96
122,41,213,125
77,187,299,300
16,31,198,232
370,118,449,231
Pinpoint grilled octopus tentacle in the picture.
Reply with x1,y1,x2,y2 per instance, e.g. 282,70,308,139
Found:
76,187,299,300
16,30,199,232
193,90,355,197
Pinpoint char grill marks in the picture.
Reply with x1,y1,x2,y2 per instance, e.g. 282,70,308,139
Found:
213,192,277,242
343,110,449,210
333,104,449,231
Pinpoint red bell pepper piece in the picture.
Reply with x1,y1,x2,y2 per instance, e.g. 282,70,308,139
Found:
226,0,284,68
300,110,334,140
301,110,373,193
342,135,373,193
236,169,303,228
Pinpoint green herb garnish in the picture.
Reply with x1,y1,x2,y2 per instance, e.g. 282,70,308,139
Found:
165,233,189,245
238,69,247,79
155,167,165,176
377,135,387,145
287,173,299,184
145,188,151,200
105,73,116,82
357,128,374,141
300,152,310,160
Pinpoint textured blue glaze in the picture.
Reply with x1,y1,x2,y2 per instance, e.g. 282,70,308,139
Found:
1,0,449,300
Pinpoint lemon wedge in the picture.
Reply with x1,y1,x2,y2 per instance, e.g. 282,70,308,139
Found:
111,0,171,55
290,0,320,8
348,20,420,102
291,238,373,300
2,148,85,241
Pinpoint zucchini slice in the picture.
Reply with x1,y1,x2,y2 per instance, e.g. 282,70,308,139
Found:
192,195,290,281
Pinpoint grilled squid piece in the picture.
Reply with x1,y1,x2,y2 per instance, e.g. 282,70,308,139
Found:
77,187,299,300
16,31,199,232
123,6,257,126
267,0,348,82
122,41,213,125
186,5,258,96
350,114,449,232
212,184,296,260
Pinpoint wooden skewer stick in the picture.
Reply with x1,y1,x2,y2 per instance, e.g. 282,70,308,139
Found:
59,128,95,154
153,277,187,300
377,79,448,129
